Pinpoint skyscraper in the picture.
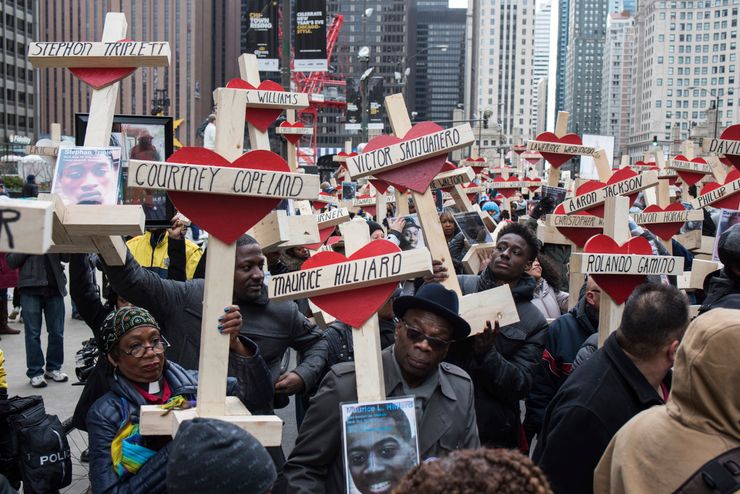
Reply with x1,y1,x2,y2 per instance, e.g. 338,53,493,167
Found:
555,0,569,114
35,1,242,145
533,1,552,135
601,12,635,158
470,0,537,146
406,0,466,122
1,0,35,146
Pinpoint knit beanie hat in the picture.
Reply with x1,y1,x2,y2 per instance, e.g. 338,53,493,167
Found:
167,418,277,494
718,223,740,268
367,220,384,236
99,306,160,355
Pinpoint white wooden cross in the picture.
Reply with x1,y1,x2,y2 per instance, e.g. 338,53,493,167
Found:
270,219,432,401
27,13,165,264
136,54,318,442
347,94,519,336
570,196,684,346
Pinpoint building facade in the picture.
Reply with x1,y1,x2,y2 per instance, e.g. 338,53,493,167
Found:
626,0,740,159
0,0,35,149
470,0,537,146
555,0,569,114
601,12,634,158
35,1,241,147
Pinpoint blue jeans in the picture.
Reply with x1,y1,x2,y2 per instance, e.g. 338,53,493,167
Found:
20,292,65,378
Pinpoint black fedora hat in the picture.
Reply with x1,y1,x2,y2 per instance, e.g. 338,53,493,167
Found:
393,283,471,341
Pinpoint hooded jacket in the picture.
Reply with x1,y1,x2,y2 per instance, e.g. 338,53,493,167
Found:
595,309,740,494
699,268,740,313
126,231,202,281
446,270,548,447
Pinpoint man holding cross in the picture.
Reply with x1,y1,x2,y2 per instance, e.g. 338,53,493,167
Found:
283,283,480,494
100,235,329,408
444,222,548,448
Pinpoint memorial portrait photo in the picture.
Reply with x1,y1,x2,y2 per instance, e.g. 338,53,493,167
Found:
52,146,122,205
342,398,419,494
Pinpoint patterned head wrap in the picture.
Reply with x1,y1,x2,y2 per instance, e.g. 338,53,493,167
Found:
100,306,160,355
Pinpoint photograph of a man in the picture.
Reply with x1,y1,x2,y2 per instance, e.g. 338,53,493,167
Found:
342,398,419,494
53,147,121,205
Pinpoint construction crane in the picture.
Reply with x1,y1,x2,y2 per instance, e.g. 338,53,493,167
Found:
291,14,346,166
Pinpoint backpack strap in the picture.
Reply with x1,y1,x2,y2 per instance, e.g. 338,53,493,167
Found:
673,447,740,494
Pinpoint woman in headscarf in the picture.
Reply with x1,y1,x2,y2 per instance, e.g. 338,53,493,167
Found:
86,306,273,493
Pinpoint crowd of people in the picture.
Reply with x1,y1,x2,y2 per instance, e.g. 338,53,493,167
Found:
0,180,738,494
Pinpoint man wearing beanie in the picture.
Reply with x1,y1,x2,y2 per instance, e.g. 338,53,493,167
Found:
168,418,276,494
699,223,740,312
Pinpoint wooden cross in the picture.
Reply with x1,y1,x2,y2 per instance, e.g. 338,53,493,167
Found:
0,197,54,254
570,196,684,346
348,94,519,335
26,123,65,158
136,54,316,442
269,220,432,401
27,13,165,264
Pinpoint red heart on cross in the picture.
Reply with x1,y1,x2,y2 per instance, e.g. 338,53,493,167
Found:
574,179,608,217
226,78,285,132
166,147,289,244
301,239,401,327
441,161,457,172
369,179,393,195
535,132,583,168
279,121,305,145
641,203,689,241
68,39,135,89
355,194,377,217
605,167,641,208
528,177,542,193
312,191,337,210
698,169,740,210
584,234,653,305
525,154,542,165
672,155,709,186
513,146,527,155
367,122,450,193
492,176,522,199
719,125,740,171
552,204,602,247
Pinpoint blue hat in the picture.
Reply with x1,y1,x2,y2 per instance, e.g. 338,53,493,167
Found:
482,201,499,213
393,283,471,340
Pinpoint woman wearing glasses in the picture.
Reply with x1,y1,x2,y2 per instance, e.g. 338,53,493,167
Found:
86,306,273,494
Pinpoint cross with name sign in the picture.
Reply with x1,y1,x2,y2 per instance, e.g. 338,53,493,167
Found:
136,54,318,443
350,94,519,335
27,12,162,264
702,124,740,172
570,196,684,346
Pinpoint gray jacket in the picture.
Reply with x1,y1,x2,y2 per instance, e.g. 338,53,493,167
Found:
102,252,329,407
6,254,67,296
283,347,480,494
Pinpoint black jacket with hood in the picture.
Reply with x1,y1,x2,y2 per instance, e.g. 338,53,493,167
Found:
445,269,548,447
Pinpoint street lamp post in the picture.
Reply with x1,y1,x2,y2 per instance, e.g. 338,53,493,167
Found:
687,86,721,138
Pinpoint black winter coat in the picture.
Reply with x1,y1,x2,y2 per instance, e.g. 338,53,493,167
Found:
524,295,598,440
86,343,273,494
533,333,671,494
446,271,548,447
699,268,740,313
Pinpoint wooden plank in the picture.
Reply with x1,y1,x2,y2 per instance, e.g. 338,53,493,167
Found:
268,248,432,300
91,236,128,266
0,198,54,254
345,125,475,178
430,167,475,189
673,229,702,250
631,209,704,225
246,210,290,251
341,220,385,403
571,253,684,276
597,196,629,346
316,208,350,229
276,215,321,249
127,160,320,200
560,170,659,214
677,259,720,290
275,125,313,136
537,221,573,246
196,238,235,416
690,177,740,209
62,204,145,236
668,158,712,174
174,411,283,445
28,41,170,67
527,141,599,156
352,196,376,208
214,87,250,161
702,136,740,155
546,214,605,228
461,242,495,274
707,156,729,182
459,285,519,336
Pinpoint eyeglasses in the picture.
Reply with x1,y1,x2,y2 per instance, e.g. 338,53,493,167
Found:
122,336,170,358
401,319,451,352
